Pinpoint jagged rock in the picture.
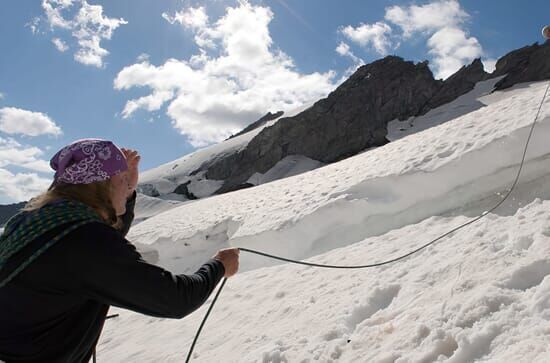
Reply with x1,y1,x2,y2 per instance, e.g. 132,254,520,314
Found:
492,42,550,90
173,181,197,200
207,56,443,192
228,111,284,139
420,58,488,115
137,184,160,198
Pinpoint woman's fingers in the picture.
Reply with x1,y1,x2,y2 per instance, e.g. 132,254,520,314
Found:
121,148,140,164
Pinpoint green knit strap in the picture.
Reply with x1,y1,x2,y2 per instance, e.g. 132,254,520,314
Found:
0,199,106,288
0,219,95,288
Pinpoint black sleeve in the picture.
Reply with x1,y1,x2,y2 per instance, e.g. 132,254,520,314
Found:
118,190,137,238
68,222,226,319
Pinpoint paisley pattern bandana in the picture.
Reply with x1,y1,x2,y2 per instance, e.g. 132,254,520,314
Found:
49,138,128,185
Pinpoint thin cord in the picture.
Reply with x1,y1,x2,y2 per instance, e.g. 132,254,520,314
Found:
185,81,550,361
185,277,228,363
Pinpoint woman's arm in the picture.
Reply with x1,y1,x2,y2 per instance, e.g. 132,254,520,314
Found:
68,222,225,319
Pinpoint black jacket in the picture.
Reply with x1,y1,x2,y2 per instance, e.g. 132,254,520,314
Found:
0,191,225,362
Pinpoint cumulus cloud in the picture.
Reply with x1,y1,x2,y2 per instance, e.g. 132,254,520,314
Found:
26,17,42,35
0,136,54,202
0,107,62,137
0,136,53,202
482,58,497,73
336,42,363,65
42,0,73,29
0,168,52,202
136,53,150,62
162,6,216,49
115,3,336,147
0,109,60,202
335,42,364,82
427,26,483,79
339,22,393,55
338,0,493,79
162,6,208,30
384,0,468,38
36,0,127,67
0,137,52,173
52,37,69,52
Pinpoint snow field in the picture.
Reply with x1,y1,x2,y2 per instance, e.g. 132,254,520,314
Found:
100,199,550,362
96,80,550,361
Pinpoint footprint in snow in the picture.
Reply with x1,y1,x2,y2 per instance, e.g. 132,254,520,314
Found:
501,259,550,291
345,285,400,332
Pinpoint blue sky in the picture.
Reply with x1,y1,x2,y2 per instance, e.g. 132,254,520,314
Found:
0,0,547,204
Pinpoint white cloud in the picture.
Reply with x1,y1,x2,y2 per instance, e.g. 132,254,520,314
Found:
0,107,62,137
385,0,468,38
0,110,60,202
339,0,492,80
336,42,362,63
26,17,42,34
115,3,336,147
482,58,497,73
37,0,127,68
427,26,483,79
52,37,69,52
42,0,73,29
0,92,4,100
0,168,52,202
0,137,53,173
335,41,364,81
340,22,393,55
136,53,150,62
0,137,54,202
162,6,208,30
162,6,217,49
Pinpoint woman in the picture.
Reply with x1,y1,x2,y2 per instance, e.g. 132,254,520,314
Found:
0,138,239,362
544,25,550,43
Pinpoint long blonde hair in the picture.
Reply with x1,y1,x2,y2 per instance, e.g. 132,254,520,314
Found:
22,179,123,230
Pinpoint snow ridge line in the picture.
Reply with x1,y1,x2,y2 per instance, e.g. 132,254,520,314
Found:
185,82,550,362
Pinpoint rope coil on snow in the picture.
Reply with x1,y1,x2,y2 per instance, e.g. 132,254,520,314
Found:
186,81,550,362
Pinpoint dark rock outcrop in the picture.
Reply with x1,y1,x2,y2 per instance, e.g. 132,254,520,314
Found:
228,111,284,139
137,184,160,197
205,56,485,193
420,58,488,114
492,42,550,90
173,181,197,200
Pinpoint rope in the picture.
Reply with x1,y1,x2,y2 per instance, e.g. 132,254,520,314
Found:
185,278,227,363
185,81,550,361
93,314,119,363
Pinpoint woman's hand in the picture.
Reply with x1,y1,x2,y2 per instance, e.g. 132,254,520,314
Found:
213,248,240,277
121,148,140,197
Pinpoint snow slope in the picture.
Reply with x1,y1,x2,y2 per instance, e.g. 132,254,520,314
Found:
386,76,506,141
132,194,184,225
138,104,312,199
98,80,550,362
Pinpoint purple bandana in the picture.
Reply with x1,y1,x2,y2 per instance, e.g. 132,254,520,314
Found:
50,138,128,185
